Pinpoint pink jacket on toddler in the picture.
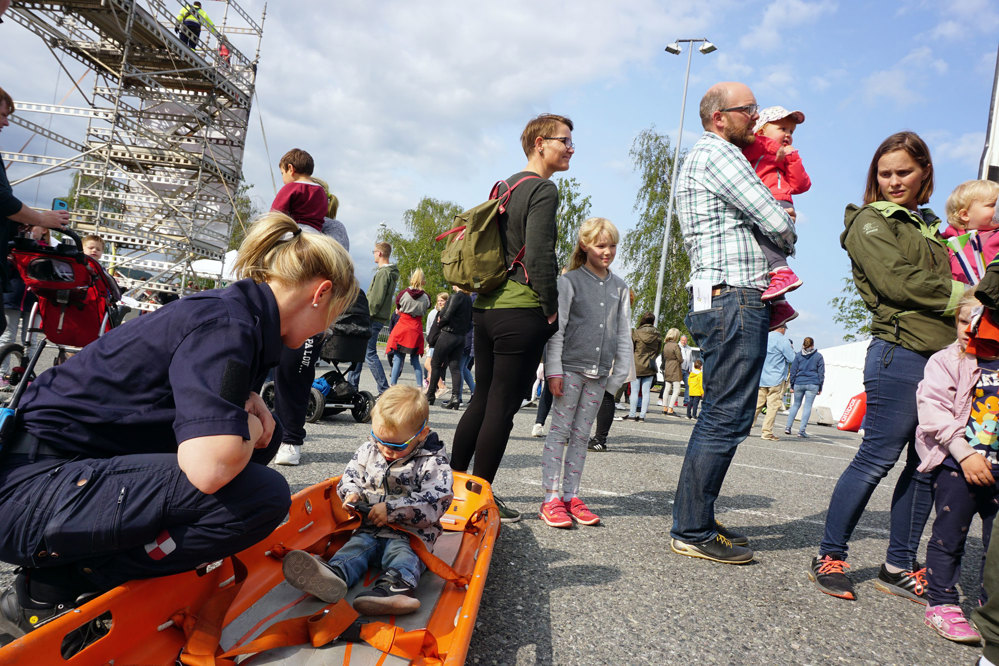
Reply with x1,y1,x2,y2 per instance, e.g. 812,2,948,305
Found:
915,341,980,472
941,225,999,284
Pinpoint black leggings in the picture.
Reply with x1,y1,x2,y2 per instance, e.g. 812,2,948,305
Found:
427,331,463,402
273,332,324,447
451,308,556,483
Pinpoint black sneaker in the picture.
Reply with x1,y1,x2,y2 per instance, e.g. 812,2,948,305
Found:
873,564,928,605
494,495,521,523
0,573,77,642
587,438,608,452
670,534,754,564
715,520,749,547
352,570,420,616
282,550,348,603
808,554,856,600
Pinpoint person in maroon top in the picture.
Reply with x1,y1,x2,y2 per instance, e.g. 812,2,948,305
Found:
270,148,327,232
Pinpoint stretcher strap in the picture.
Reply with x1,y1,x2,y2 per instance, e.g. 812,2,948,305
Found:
215,599,359,660
176,557,248,666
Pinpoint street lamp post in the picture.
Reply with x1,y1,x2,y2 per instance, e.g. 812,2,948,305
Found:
652,38,716,324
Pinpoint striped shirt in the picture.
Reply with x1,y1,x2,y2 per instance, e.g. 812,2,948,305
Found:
677,132,796,291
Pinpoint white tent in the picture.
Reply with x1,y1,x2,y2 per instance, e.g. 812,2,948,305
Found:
809,339,869,423
190,250,240,283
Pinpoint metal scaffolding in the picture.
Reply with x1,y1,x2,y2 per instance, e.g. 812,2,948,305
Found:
3,0,266,308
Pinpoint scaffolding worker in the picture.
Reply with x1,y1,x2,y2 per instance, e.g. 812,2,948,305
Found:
175,1,214,49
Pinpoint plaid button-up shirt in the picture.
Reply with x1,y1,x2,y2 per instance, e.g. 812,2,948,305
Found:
677,131,796,291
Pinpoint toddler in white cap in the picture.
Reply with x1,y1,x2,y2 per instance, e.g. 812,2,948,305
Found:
742,105,811,327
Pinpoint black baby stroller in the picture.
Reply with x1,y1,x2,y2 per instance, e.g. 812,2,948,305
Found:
261,289,375,423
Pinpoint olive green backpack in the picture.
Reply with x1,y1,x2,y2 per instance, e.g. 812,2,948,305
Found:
436,176,539,293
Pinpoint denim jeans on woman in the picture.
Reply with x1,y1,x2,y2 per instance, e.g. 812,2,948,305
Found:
785,384,819,435
389,352,423,387
818,337,933,570
671,287,768,543
628,375,654,418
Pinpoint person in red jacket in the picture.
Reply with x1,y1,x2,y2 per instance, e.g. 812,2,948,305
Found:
742,106,811,326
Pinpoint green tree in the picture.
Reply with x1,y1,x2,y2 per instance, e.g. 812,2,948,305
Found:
829,276,871,342
553,176,591,268
227,183,260,252
380,196,463,297
620,127,689,332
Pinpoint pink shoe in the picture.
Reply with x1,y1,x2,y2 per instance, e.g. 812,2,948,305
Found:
539,499,572,528
761,267,803,301
769,299,798,330
566,497,600,526
924,604,981,644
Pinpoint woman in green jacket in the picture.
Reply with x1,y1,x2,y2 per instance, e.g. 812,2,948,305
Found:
809,131,964,603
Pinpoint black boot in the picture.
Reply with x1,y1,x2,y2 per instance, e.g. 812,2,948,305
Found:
0,571,78,642
442,395,461,410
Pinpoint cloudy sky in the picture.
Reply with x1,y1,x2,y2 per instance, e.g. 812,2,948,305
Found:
2,0,998,348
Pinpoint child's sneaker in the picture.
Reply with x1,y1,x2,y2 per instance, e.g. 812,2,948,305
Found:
873,563,927,604
769,299,798,330
566,497,600,526
924,604,981,644
352,569,420,616
539,498,572,528
282,550,348,604
761,267,803,301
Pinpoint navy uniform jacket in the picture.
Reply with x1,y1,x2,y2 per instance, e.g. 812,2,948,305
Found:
0,158,24,290
19,279,283,458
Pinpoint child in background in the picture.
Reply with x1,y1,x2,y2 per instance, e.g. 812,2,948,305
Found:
941,180,999,285
282,386,453,616
270,148,327,232
915,292,992,644
686,359,703,419
539,217,632,528
742,106,811,318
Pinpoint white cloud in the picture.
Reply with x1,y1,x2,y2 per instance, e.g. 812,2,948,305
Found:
929,0,999,39
738,0,838,53
925,131,986,167
859,47,947,108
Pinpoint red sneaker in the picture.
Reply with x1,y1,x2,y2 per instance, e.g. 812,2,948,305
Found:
769,299,798,330
539,499,572,528
566,497,601,526
761,267,803,301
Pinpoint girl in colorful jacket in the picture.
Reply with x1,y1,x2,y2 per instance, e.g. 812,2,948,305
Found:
915,293,993,644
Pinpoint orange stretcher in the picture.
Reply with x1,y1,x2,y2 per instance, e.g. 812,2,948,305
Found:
0,472,500,665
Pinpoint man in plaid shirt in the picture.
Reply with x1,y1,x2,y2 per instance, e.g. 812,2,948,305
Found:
670,82,795,565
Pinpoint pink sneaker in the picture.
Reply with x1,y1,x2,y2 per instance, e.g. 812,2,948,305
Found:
769,299,798,330
566,497,600,526
762,267,803,301
924,604,981,644
539,498,572,528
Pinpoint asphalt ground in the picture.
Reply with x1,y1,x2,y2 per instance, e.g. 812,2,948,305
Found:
0,356,984,664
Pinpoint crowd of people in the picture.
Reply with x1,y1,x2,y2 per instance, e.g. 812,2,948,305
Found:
6,52,999,662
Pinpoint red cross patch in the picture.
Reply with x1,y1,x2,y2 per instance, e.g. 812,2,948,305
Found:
144,530,176,561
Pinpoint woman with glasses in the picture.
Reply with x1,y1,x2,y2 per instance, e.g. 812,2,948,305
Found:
449,113,574,522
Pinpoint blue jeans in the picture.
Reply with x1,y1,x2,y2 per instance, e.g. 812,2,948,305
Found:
329,531,422,589
819,338,934,569
347,321,388,394
389,352,423,387
628,375,654,418
459,353,475,401
785,384,819,434
671,287,768,542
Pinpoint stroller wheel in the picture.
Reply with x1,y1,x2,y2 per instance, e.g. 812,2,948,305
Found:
0,343,27,401
305,387,325,423
260,381,276,410
352,390,374,423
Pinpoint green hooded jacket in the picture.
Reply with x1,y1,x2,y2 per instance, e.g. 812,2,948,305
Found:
368,263,400,325
841,201,964,354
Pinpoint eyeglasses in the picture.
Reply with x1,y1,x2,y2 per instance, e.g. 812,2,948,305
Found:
543,136,575,150
719,104,759,116
370,418,427,451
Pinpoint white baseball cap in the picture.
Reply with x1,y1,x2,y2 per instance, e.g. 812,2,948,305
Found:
754,106,805,134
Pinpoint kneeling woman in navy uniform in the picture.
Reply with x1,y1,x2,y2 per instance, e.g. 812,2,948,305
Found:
0,212,357,641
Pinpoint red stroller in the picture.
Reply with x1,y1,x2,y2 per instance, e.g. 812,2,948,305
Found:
0,229,122,392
